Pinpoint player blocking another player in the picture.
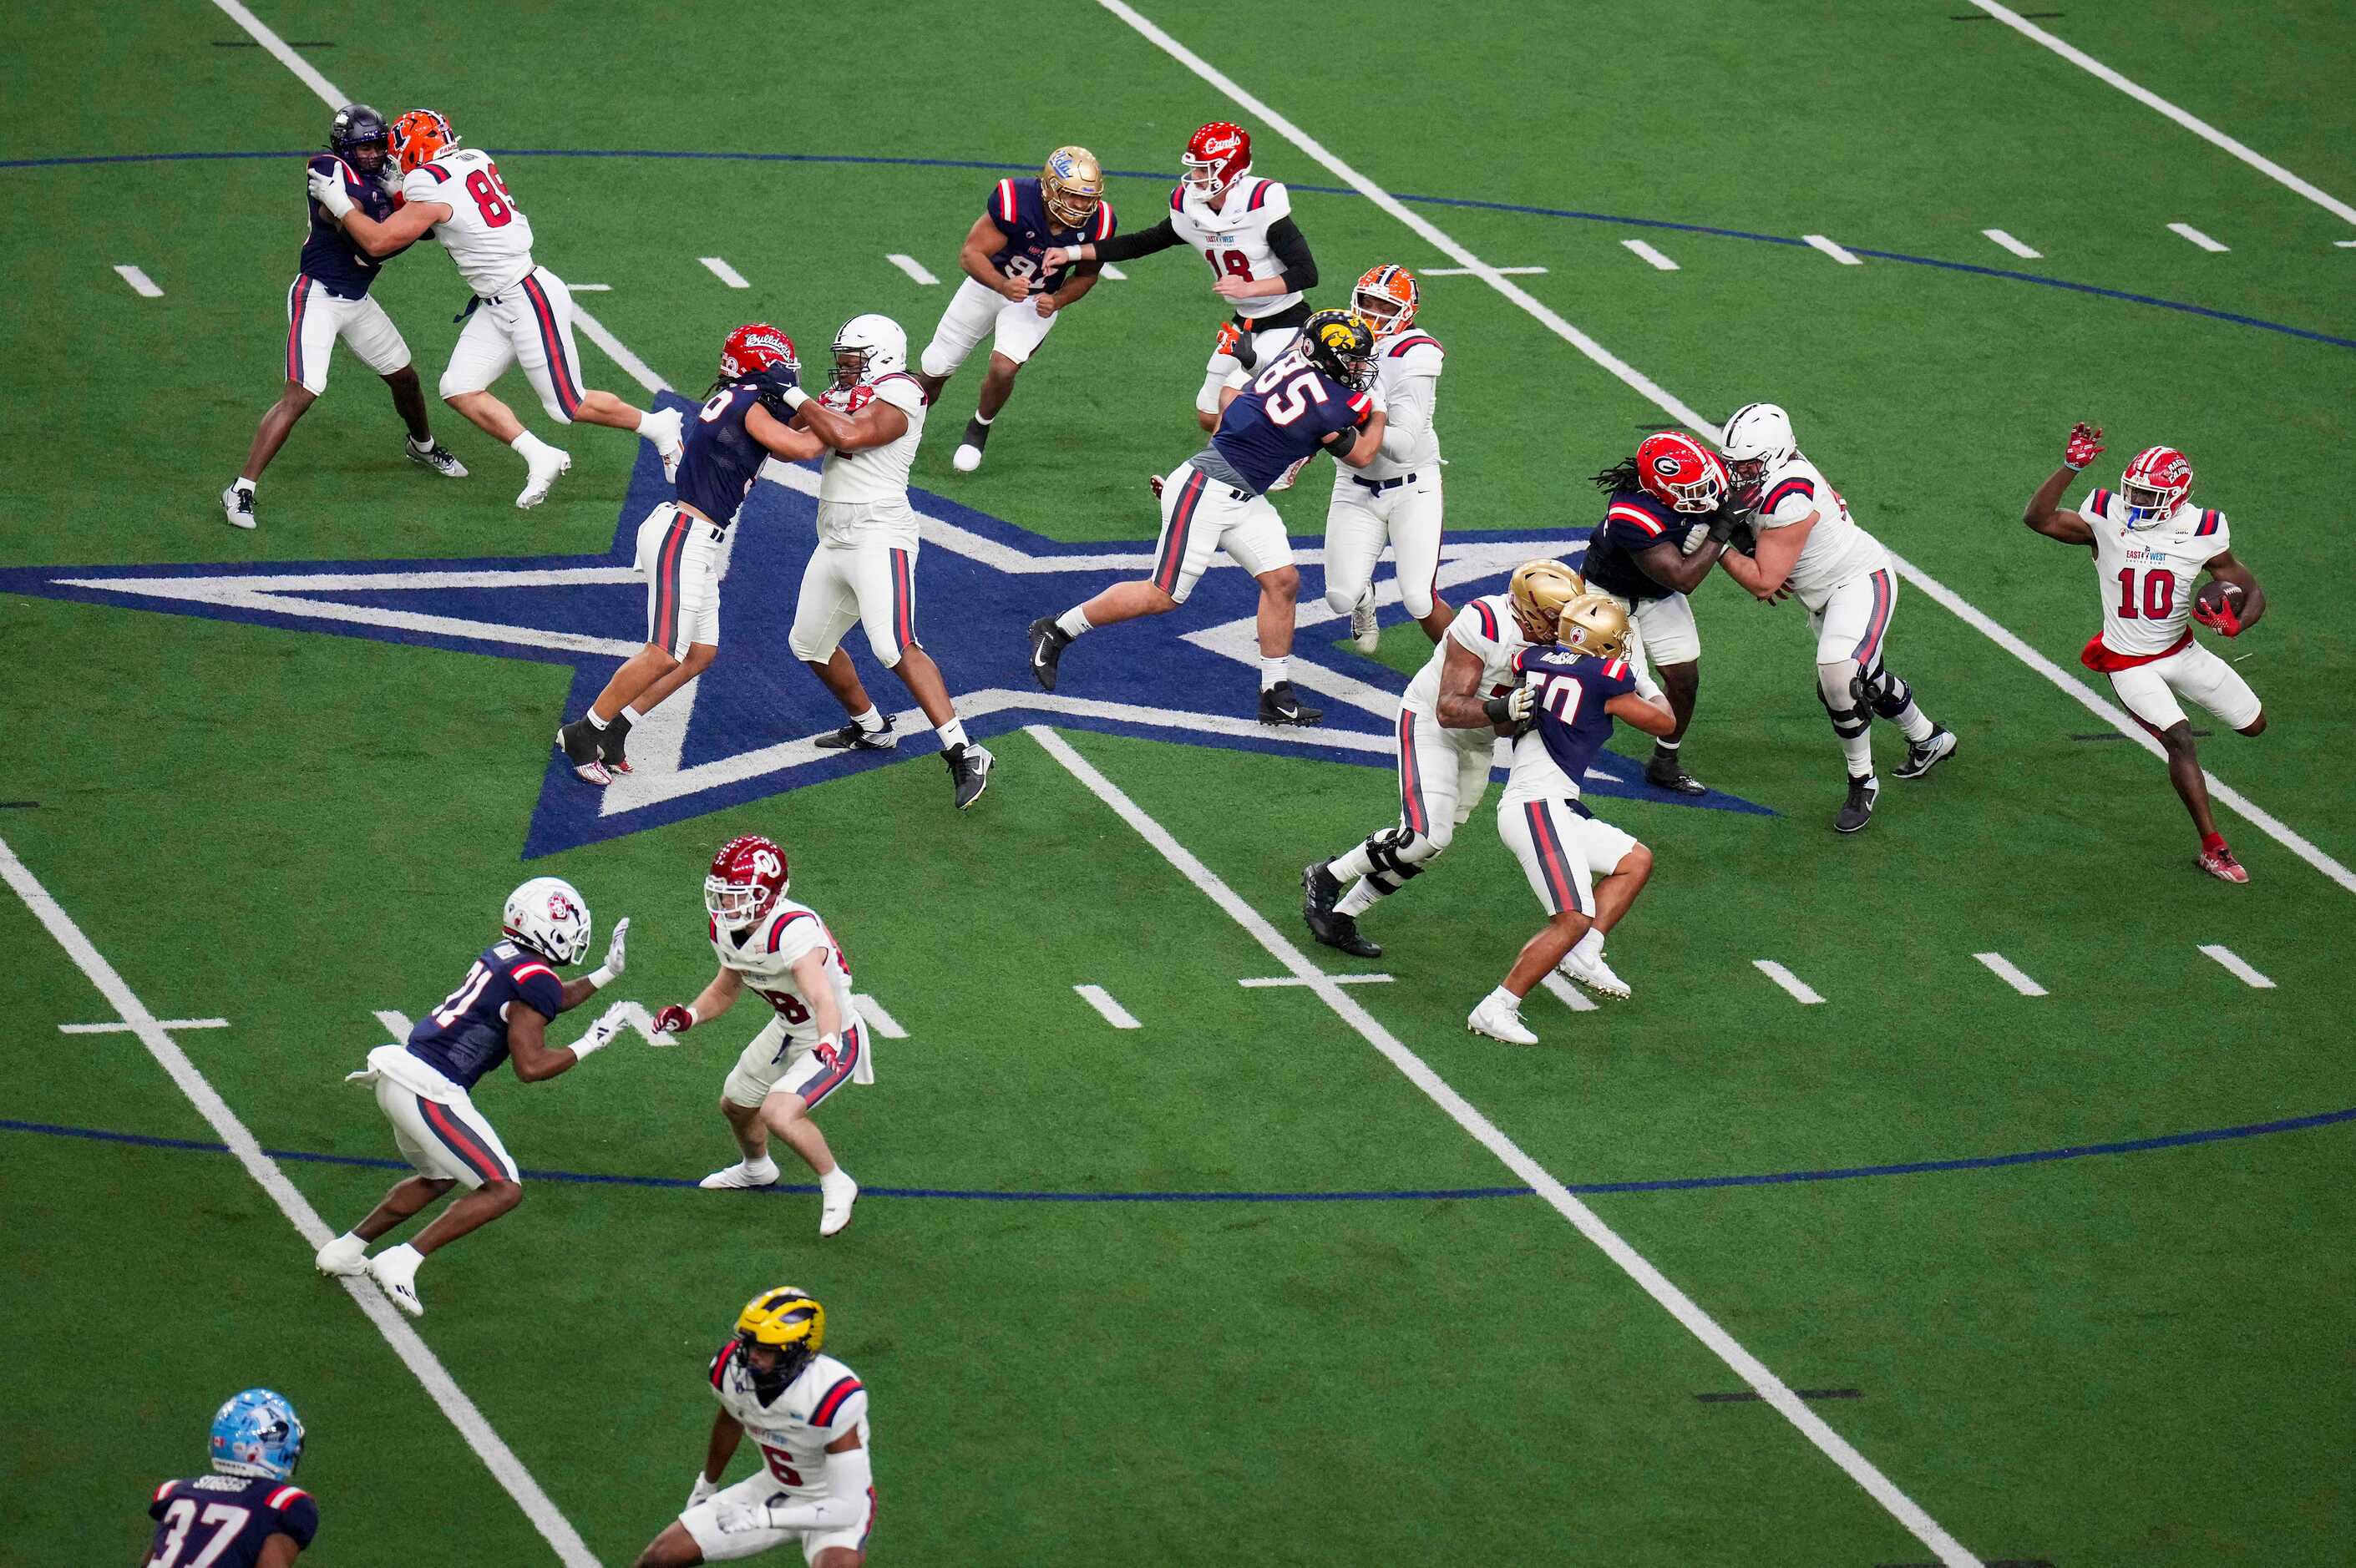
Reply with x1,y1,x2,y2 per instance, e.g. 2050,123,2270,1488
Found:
1472,597,1675,1044
2022,424,2267,883
1715,402,1957,833
314,877,635,1317
224,103,464,531
142,1390,315,1568
1027,310,1386,725
913,146,1115,473
1304,559,1589,959
652,836,867,1238
1323,265,1455,651
312,109,684,508
632,1289,875,1568
1043,121,1320,428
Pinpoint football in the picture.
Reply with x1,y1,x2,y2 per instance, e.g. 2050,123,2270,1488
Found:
2196,579,2243,617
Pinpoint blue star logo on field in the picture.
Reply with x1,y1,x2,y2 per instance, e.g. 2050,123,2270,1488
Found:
0,443,1768,857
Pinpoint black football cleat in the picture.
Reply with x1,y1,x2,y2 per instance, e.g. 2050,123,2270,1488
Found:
1259,680,1323,727
1644,753,1707,796
1894,725,1958,781
945,742,994,810
407,440,469,478
1834,771,1880,835
555,720,611,787
1301,863,1381,958
1027,616,1071,692
814,714,899,751
598,714,634,776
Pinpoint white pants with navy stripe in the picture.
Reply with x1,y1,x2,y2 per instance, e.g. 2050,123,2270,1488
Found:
722,1015,868,1110
1497,793,1639,918
285,275,409,395
1150,460,1291,604
1807,568,1897,670
1323,468,1445,622
788,511,922,669
438,265,590,423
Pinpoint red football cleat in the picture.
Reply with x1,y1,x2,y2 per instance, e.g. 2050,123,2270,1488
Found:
2197,846,2248,884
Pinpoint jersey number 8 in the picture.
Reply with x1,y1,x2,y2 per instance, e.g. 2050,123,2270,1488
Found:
465,164,519,229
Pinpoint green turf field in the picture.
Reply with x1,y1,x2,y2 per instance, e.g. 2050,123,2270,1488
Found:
5,2,2353,1564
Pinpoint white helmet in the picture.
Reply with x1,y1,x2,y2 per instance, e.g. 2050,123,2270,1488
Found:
1719,402,1797,486
829,313,906,388
503,876,591,965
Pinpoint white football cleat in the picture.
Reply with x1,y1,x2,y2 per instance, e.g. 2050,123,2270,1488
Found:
517,444,572,508
1559,946,1632,1001
313,1235,367,1277
645,407,686,483
221,483,257,529
1467,994,1538,1046
366,1246,424,1318
951,442,984,473
818,1169,859,1238
697,1160,780,1191
1350,589,1381,654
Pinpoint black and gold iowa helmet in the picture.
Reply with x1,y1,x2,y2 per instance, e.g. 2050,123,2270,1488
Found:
1298,308,1378,392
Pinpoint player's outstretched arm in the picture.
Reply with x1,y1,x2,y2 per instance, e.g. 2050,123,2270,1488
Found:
791,395,909,454
1606,690,1678,738
1052,215,1181,270
309,168,443,257
746,402,827,463
2023,422,2102,545
2203,551,2265,631
653,965,743,1036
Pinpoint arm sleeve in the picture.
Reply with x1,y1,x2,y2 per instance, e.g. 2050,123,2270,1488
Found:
1266,215,1317,291
1091,215,1183,263
1377,371,1434,462
767,1441,873,1530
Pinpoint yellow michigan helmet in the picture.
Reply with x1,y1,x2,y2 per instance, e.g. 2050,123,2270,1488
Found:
1508,558,1586,642
735,1287,825,1395
1041,145,1105,230
1558,593,1631,661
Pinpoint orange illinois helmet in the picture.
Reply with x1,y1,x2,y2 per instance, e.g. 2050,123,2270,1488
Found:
1352,264,1420,337
389,109,456,175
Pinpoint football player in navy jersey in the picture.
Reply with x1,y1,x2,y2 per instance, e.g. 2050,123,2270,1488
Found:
143,1388,316,1566
914,146,1115,473
221,104,463,531
1027,310,1386,724
315,876,635,1316
558,324,833,783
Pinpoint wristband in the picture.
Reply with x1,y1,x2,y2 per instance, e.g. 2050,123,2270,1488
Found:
571,1030,611,1060
782,387,811,412
1481,695,1513,725
587,966,616,990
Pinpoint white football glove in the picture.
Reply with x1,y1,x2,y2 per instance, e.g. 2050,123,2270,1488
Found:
602,916,629,978
568,1002,631,1061
1503,682,1537,723
686,1472,718,1511
307,165,355,220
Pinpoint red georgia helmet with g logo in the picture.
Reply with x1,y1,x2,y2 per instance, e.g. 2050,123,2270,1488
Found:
705,834,788,927
720,323,798,382
1634,431,1730,515
1183,121,1252,200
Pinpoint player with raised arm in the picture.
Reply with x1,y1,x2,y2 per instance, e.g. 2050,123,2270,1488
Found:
313,877,633,1317
1303,559,1588,959
222,104,464,530
765,314,994,810
1026,310,1386,724
1472,596,1675,1044
651,836,867,1238
2022,424,2268,883
1322,265,1457,651
1580,432,1749,795
1715,402,1957,833
311,109,684,509
912,146,1115,473
141,1390,315,1568
557,324,825,783
1041,121,1319,428
633,1288,875,1568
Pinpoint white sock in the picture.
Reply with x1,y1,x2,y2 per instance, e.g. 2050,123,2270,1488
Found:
1260,656,1288,692
936,717,970,751
1334,878,1380,918
1842,731,1873,773
1485,984,1522,1014
743,1152,778,1176
850,705,884,734
510,429,553,460
1056,606,1094,640
820,1165,854,1190
1328,843,1375,883
232,477,256,493
408,436,434,453
584,709,610,731
1897,704,1934,745
1573,928,1605,964
1196,369,1229,417
634,407,668,437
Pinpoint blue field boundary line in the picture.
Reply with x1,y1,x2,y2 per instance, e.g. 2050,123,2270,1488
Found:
8,147,2348,353
8,1105,2349,1203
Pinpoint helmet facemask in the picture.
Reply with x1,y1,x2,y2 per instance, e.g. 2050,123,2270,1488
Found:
704,873,773,930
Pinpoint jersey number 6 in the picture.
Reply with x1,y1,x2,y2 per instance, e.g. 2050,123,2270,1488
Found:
465,164,518,229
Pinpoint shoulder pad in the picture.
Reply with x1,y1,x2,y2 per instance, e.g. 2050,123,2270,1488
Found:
1385,333,1443,364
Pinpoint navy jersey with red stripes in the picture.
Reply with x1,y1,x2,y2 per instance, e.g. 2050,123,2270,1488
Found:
145,1474,318,1565
676,382,771,525
405,941,566,1091
300,155,401,300
1582,488,1687,603
1208,356,1373,494
1515,645,1637,785
985,176,1117,294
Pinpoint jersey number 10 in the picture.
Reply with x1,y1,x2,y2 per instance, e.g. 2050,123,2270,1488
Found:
2114,567,2175,620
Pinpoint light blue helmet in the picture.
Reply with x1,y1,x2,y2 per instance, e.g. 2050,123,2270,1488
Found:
208,1388,305,1482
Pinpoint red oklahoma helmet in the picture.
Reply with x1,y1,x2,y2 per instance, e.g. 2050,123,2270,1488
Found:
2120,444,2192,526
720,322,798,382
705,834,788,928
1634,431,1730,514
1182,121,1252,200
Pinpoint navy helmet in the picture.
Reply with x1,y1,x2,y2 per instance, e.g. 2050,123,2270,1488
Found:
327,103,389,175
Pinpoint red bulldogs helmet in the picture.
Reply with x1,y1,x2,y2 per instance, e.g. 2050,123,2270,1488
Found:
720,322,798,382
705,835,789,928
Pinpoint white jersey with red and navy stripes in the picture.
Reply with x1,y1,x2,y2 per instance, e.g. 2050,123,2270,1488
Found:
1401,593,1533,741
402,148,535,296
816,372,928,508
1358,328,1443,480
710,898,858,1047
1751,452,1889,612
2080,488,2231,658
1169,177,1302,321
706,1343,873,1515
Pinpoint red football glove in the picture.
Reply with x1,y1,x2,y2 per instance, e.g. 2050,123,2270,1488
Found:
2062,422,2105,473
651,1004,696,1034
2192,589,2245,637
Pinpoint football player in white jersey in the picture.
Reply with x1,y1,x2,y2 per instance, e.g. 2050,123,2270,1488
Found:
633,1288,875,1568
2022,424,2268,883
1322,265,1455,651
1304,559,1607,960
651,836,867,1237
1041,120,1320,427
312,109,684,509
1715,402,1957,833
765,314,993,810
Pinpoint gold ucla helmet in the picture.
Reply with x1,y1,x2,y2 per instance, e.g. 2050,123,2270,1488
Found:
735,1287,825,1399
1508,558,1586,642
1300,308,1378,392
1558,593,1631,660
1041,145,1105,230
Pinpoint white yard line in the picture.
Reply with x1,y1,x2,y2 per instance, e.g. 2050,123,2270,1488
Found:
698,255,750,289
1972,953,2049,998
569,283,611,292
114,264,164,297
61,1016,226,1034
1539,974,1601,1014
1072,984,1143,1029
376,1009,416,1040
1801,234,1864,266
1963,0,2356,230
570,304,671,396
1032,719,1977,1568
5,835,597,1567
1620,240,1680,271
2166,221,2229,253
1098,262,1128,280
1421,265,1548,276
209,0,347,101
854,994,907,1039
2197,943,2276,989
1239,973,1391,988
1981,228,2042,259
1752,960,1827,1006
885,254,940,286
